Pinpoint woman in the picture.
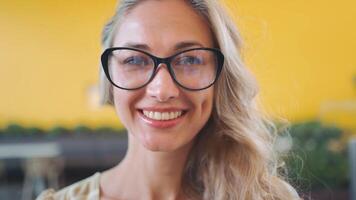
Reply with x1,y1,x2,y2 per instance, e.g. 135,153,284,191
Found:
37,0,300,199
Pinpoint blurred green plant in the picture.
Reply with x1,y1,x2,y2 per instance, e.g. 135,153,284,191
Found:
2,124,45,137
4,124,27,136
48,126,71,137
285,121,349,191
73,125,93,136
0,123,125,137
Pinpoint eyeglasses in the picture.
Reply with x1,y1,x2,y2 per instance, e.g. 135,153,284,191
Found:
101,47,224,91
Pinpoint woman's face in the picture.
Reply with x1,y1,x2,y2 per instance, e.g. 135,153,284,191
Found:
112,0,214,152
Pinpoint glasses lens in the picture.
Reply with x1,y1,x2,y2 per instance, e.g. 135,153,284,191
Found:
107,49,154,89
171,49,218,90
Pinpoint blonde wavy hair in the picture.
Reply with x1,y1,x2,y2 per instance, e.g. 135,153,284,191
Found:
98,0,300,199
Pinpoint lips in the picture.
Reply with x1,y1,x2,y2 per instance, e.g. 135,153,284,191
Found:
142,110,182,120
137,108,187,128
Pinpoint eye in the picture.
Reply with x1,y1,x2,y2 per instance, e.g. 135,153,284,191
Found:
176,56,203,65
123,56,149,66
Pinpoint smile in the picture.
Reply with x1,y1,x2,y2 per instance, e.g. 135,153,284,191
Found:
138,108,188,128
142,110,183,121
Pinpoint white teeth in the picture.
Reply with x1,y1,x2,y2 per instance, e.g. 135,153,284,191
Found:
142,110,183,121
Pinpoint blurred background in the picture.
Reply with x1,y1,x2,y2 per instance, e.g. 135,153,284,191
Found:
0,0,355,199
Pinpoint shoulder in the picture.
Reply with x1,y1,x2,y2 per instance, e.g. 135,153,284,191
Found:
36,172,101,200
280,179,301,199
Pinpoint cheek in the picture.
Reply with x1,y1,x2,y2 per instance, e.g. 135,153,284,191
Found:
113,91,127,123
192,89,214,124
112,89,137,130
205,91,214,111
202,88,214,110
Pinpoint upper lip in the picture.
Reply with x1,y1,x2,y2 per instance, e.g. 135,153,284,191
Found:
138,107,188,112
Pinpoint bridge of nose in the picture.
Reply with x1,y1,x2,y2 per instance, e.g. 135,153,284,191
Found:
146,63,180,101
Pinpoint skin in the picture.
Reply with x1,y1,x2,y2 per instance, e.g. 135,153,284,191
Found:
100,0,214,199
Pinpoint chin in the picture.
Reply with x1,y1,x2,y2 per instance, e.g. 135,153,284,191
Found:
141,135,193,153
142,139,180,152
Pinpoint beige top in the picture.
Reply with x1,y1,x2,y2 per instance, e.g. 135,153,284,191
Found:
36,172,101,200
36,172,300,200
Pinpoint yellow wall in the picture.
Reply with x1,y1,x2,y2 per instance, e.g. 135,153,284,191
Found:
0,0,355,130
229,0,356,130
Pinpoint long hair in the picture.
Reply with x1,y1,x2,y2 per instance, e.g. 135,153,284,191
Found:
99,0,300,199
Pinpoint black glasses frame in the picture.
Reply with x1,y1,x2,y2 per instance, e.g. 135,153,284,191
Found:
101,47,224,91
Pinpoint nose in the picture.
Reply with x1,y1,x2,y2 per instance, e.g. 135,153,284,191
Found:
146,64,179,102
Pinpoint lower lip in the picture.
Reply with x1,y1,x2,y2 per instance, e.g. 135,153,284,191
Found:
138,110,186,129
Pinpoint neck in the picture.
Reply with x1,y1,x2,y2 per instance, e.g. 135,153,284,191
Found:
102,133,194,200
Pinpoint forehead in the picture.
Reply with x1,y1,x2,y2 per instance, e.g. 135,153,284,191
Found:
113,0,213,54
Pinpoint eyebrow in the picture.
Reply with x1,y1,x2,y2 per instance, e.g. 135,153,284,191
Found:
121,41,204,52
174,41,204,50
